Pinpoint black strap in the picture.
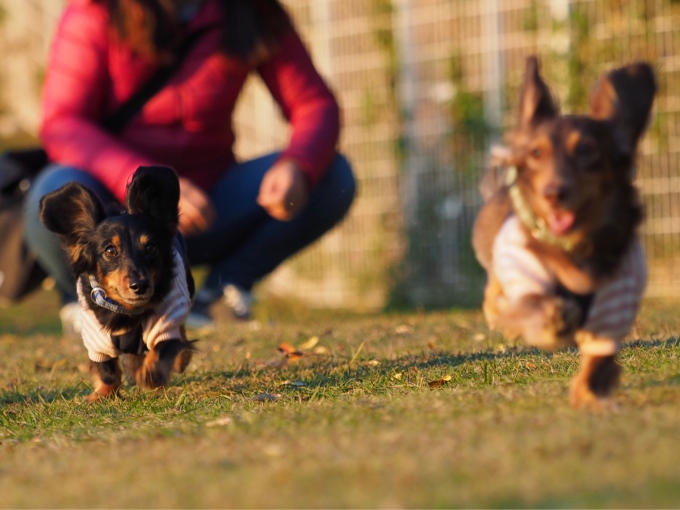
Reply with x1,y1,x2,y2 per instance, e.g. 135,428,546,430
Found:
101,27,214,134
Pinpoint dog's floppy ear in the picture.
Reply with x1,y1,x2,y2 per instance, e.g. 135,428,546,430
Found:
590,62,657,158
39,182,106,272
126,166,180,233
518,56,559,129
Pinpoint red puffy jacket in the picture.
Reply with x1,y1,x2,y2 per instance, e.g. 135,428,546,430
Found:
41,0,340,202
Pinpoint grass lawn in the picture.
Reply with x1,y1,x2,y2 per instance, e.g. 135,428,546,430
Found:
1,291,680,508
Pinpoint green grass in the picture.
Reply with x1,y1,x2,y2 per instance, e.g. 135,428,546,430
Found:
1,292,680,508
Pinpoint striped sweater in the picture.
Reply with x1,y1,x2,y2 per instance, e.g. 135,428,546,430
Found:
493,216,646,355
76,248,191,362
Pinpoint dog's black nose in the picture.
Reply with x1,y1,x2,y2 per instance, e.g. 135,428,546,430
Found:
129,279,150,295
543,184,570,204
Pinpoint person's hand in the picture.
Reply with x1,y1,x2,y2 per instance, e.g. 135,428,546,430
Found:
257,159,309,221
178,177,217,236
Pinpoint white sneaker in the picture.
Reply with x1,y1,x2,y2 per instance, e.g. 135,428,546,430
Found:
185,284,254,330
59,302,82,339
222,284,254,320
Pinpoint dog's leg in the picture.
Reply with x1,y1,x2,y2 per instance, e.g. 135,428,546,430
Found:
173,326,194,374
86,359,122,402
496,294,581,349
121,354,145,384
570,353,621,410
135,339,195,390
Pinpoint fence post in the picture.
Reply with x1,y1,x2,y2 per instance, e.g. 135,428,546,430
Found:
393,0,419,243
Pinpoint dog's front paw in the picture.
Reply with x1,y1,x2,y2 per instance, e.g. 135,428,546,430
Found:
569,377,604,411
174,347,194,374
84,384,120,403
569,377,620,412
570,354,621,411
134,340,195,390
135,350,171,390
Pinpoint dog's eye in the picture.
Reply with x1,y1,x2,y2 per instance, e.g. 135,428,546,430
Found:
145,243,158,255
529,147,542,159
105,245,118,257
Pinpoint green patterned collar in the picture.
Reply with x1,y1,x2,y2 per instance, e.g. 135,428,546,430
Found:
504,166,576,252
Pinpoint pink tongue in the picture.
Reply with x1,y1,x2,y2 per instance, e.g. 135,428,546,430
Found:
547,210,575,236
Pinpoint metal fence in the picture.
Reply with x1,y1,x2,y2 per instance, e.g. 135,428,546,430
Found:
1,0,680,309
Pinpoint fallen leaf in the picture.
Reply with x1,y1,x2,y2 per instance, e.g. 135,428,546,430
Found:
279,380,305,387
367,360,380,366
277,343,307,361
428,375,452,388
395,325,411,334
251,393,280,402
313,345,330,355
206,416,233,427
392,372,403,380
525,362,537,370
427,341,438,350
277,343,297,354
298,336,319,350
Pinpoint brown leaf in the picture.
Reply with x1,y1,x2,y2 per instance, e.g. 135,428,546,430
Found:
525,362,537,370
277,343,297,354
428,375,452,388
205,416,233,427
277,343,307,361
251,393,281,402
298,336,319,350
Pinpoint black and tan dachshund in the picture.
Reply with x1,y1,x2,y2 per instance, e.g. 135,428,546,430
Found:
40,166,195,401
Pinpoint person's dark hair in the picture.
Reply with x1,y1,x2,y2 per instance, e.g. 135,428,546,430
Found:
99,0,292,65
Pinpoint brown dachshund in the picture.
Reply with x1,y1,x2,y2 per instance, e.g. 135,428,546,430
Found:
473,57,656,410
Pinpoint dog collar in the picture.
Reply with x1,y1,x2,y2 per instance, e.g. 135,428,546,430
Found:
88,275,145,316
505,165,575,252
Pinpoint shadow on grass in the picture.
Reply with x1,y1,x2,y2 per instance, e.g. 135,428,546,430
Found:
0,386,87,406
5,338,678,406
183,337,680,393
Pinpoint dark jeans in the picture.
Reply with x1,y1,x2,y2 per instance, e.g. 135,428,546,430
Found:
24,153,356,301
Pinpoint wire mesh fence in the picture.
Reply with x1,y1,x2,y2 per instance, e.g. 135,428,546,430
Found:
1,0,680,308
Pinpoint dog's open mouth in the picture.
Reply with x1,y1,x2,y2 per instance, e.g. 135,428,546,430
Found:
546,209,575,236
